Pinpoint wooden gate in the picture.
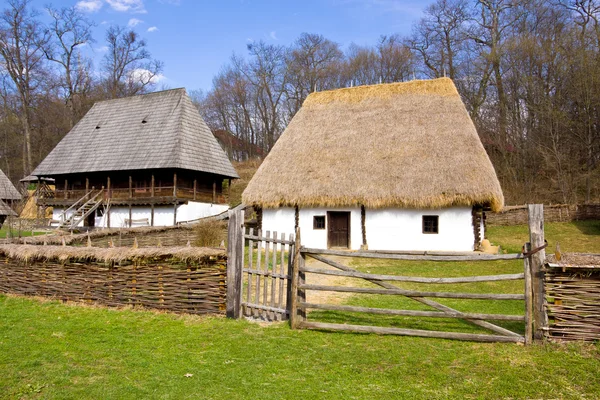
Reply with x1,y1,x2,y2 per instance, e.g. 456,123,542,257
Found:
290,248,531,343
226,207,296,321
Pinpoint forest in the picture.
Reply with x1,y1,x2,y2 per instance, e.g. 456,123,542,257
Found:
1,0,599,205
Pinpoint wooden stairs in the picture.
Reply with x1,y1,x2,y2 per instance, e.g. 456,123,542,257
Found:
55,190,104,230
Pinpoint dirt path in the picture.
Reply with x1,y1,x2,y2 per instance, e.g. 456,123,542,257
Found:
303,255,357,305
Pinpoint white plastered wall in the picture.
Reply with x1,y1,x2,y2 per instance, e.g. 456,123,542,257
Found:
365,207,476,251
53,201,229,228
262,206,478,252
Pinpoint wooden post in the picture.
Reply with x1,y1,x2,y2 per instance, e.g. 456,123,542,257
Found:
107,176,111,228
528,204,548,342
173,202,177,226
173,173,177,197
212,181,216,203
64,179,68,199
193,179,197,200
227,179,231,202
524,242,533,345
226,208,244,318
361,205,367,250
85,177,89,199
151,174,155,227
290,227,302,329
128,175,133,228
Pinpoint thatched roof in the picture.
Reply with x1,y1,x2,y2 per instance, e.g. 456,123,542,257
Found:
0,169,21,201
243,78,504,212
0,244,225,263
32,88,238,179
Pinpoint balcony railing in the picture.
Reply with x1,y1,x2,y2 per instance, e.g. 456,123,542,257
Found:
52,186,228,204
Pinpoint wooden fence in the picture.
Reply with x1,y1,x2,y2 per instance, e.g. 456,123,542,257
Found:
487,203,600,226
0,245,227,315
545,254,600,342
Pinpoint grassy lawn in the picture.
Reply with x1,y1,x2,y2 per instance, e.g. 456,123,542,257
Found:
1,220,599,399
0,226,49,239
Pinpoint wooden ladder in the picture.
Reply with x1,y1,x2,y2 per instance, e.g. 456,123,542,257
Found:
56,190,104,230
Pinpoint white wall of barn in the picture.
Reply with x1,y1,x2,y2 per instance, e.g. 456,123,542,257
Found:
262,206,479,251
52,201,228,228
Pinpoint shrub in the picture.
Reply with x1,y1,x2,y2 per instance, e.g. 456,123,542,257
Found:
194,219,227,247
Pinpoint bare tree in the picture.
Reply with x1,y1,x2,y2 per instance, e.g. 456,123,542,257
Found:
0,0,49,175
102,25,163,98
43,5,94,126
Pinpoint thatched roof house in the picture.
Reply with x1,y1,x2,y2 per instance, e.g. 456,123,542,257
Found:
243,78,503,251
32,88,237,229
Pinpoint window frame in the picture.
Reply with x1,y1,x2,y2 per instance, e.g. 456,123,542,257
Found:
313,215,326,230
422,215,439,234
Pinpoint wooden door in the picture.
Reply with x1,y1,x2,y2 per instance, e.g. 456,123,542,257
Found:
327,211,350,249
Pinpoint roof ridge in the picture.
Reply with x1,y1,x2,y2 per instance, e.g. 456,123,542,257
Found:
94,88,187,105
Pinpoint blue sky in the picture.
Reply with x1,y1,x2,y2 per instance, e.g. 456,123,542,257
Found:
30,0,436,91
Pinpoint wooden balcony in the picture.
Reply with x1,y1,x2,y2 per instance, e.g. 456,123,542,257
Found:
38,186,228,207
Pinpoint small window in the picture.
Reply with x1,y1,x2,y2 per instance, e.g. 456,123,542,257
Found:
423,215,439,234
313,215,325,230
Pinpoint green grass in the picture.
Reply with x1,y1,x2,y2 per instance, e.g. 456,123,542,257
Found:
1,294,599,400
1,221,600,399
486,220,600,253
0,226,49,239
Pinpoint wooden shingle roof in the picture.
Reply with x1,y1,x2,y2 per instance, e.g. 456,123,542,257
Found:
0,169,21,201
32,88,238,178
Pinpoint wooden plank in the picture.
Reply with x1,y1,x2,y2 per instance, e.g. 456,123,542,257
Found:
289,228,301,329
286,233,295,317
301,248,523,261
243,234,294,245
298,252,306,321
242,269,290,279
242,302,289,314
300,302,525,321
278,232,286,319
299,321,524,343
270,231,278,319
254,229,262,318
150,174,155,227
524,242,533,345
226,208,243,318
310,256,522,337
300,284,525,300
238,223,245,318
528,204,548,341
303,256,524,283
263,231,271,318
245,227,254,317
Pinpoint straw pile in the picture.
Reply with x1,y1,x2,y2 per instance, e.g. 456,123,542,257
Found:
243,77,504,212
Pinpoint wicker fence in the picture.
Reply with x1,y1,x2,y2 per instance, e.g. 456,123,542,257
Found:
487,203,600,226
545,254,600,342
0,245,227,315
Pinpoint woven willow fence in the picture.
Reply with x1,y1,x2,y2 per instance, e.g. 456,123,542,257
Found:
545,254,600,342
0,245,227,315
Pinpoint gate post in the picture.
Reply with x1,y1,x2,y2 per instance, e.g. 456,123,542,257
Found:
289,227,302,328
527,204,548,341
226,208,244,318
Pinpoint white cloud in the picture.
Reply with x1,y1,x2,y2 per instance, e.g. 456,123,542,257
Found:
75,0,103,12
147,26,158,32
269,31,278,40
158,0,180,4
106,0,147,14
128,18,143,27
95,45,109,53
129,68,164,84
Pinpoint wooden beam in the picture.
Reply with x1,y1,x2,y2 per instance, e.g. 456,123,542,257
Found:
107,176,111,229
298,322,524,343
361,204,367,249
299,283,525,300
300,302,525,321
129,175,133,199
226,208,244,318
173,173,177,197
301,247,524,261
528,204,548,342
212,181,216,203
151,174,155,227
193,179,197,200
289,227,302,329
64,179,68,199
